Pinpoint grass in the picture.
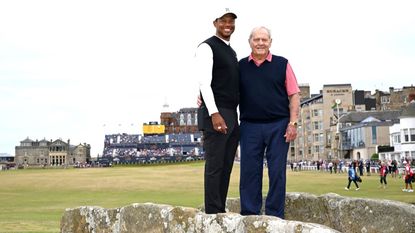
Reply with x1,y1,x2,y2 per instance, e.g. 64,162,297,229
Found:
0,161,414,233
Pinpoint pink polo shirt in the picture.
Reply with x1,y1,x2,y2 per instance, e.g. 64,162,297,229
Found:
248,52,300,96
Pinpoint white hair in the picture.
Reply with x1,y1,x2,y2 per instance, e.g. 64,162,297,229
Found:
249,26,272,40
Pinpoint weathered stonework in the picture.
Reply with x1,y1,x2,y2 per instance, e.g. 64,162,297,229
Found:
61,192,415,233
225,192,415,233
61,203,338,233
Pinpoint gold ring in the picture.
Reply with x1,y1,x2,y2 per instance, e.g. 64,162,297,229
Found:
218,126,222,129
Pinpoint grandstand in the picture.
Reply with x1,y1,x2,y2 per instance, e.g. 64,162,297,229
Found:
102,107,203,164
102,132,203,164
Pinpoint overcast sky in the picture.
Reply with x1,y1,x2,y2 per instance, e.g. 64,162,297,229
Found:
1,0,414,156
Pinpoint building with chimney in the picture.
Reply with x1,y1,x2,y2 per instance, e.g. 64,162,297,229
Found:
15,138,91,166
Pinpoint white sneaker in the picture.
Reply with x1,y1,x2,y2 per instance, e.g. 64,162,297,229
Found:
355,188,360,191
408,189,414,192
344,187,349,190
402,189,408,192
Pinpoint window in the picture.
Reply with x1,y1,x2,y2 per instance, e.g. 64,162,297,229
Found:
314,145,320,153
312,109,322,117
397,133,401,143
306,123,311,132
372,126,377,144
392,133,401,144
187,113,192,125
410,128,415,141
403,129,409,142
381,96,390,103
314,133,319,142
313,121,322,130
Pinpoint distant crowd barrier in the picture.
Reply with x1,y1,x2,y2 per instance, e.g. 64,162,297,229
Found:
287,165,384,174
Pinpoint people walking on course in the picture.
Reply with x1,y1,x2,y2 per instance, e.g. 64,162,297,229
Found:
328,161,333,174
402,160,414,192
358,159,364,176
365,159,371,176
392,160,398,178
333,161,338,174
345,163,360,191
379,161,388,189
339,160,344,173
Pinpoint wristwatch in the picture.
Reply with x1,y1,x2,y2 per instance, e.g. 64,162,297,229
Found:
288,121,298,127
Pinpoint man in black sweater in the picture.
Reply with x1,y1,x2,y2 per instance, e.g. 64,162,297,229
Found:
194,8,240,214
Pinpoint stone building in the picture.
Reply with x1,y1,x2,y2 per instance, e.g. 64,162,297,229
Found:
298,83,311,101
338,111,400,160
293,94,324,161
373,85,415,110
293,84,353,161
160,107,199,134
15,138,91,166
292,84,414,161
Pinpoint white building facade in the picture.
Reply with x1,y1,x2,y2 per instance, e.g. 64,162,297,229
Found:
379,102,415,162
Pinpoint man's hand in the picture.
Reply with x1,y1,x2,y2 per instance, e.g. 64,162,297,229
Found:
211,112,227,134
284,124,297,142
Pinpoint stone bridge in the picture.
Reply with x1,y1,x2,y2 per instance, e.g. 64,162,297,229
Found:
61,192,415,233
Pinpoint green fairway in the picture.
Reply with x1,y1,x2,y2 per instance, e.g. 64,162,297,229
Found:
0,162,414,233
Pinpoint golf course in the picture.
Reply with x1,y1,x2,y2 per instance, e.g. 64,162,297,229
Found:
1,161,414,233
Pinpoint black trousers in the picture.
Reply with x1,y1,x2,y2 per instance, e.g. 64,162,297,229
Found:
201,108,239,214
347,177,359,189
380,175,387,185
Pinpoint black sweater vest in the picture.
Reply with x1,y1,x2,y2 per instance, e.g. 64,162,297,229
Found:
203,36,239,110
239,55,289,122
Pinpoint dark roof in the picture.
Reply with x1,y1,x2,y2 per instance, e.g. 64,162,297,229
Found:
21,137,34,143
300,94,323,107
323,84,351,87
400,102,415,118
340,121,395,131
339,110,401,124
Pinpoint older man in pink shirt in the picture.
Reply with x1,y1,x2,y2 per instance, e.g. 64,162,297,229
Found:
238,26,300,219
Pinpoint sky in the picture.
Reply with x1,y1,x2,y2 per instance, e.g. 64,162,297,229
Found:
1,0,414,156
